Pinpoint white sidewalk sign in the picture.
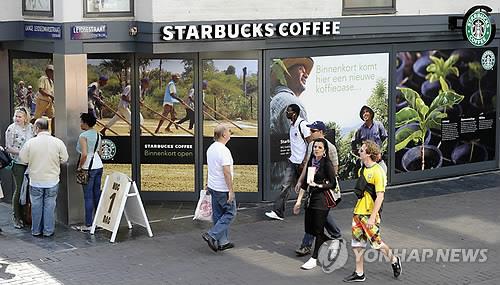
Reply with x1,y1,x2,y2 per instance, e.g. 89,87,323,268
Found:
91,172,153,242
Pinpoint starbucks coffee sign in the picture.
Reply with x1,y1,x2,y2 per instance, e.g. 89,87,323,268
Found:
465,10,492,46
161,21,340,41
481,50,495,71
462,6,496,47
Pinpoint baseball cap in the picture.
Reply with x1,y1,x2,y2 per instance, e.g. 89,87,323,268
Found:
46,64,54,71
99,75,108,81
306,121,326,131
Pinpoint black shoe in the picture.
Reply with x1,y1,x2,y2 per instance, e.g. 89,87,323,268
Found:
343,272,366,282
202,232,218,252
295,246,312,257
218,242,234,251
392,256,402,278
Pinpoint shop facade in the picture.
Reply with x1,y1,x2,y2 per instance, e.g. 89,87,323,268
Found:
0,0,499,225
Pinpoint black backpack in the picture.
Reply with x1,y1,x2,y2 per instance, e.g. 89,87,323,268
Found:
0,146,13,169
354,166,383,214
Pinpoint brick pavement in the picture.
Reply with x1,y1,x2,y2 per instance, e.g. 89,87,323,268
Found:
0,171,499,284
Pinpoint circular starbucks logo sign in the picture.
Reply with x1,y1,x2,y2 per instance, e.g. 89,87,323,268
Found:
101,138,117,160
481,50,495,70
465,10,492,46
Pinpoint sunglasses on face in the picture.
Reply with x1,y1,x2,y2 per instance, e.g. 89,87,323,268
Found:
310,129,320,133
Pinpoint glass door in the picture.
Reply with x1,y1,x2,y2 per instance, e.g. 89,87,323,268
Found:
137,55,197,199
200,52,262,201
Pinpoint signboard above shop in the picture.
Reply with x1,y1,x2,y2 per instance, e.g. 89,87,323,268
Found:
71,24,108,40
24,23,62,39
161,21,340,41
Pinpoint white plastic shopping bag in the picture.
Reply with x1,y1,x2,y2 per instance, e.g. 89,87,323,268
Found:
193,189,212,222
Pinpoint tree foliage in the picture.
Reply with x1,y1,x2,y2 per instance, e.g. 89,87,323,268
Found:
367,78,389,129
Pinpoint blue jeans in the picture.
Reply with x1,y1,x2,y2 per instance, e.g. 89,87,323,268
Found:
207,188,237,246
301,210,342,247
82,168,103,226
30,184,59,236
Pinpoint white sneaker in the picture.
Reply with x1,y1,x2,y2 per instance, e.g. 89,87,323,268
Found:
265,211,284,221
301,257,317,270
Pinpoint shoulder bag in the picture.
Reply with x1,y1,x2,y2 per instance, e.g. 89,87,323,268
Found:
324,176,342,208
76,133,100,185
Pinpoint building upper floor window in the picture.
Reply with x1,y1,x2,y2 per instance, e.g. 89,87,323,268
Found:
84,0,134,17
23,0,53,17
343,0,396,15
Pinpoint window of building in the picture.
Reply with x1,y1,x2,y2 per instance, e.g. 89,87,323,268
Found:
23,0,54,17
84,0,133,17
343,0,396,15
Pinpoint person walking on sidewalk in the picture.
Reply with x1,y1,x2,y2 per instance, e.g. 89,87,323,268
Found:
343,140,401,282
202,124,237,252
266,103,311,220
293,121,341,256
292,138,337,270
19,118,68,237
5,107,34,229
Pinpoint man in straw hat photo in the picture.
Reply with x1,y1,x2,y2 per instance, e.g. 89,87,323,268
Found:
32,64,56,135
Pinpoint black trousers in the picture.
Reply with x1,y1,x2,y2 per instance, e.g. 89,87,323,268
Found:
305,208,329,258
177,108,194,129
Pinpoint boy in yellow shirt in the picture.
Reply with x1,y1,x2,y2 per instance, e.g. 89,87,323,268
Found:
343,140,402,282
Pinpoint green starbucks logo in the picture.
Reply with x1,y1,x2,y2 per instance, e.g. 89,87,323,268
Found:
481,50,495,71
465,10,492,46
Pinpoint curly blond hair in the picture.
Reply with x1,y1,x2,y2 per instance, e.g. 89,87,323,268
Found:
363,140,381,162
